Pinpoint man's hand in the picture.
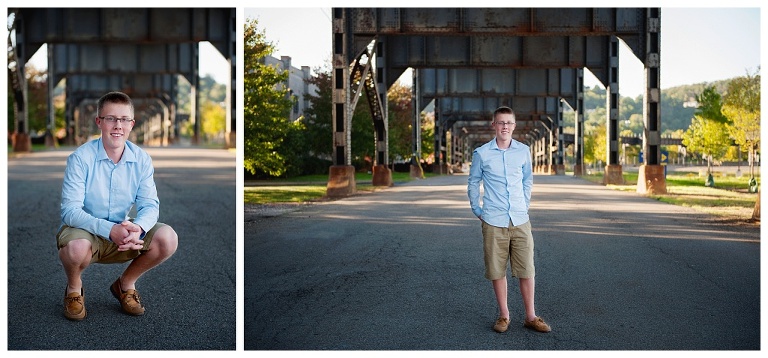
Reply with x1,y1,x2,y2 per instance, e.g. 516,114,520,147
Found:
109,221,145,251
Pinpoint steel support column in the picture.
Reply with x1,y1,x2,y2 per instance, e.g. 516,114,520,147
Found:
410,69,424,179
545,119,556,174
372,39,393,186
65,91,77,145
226,8,236,149
328,8,356,197
573,68,585,176
10,10,31,152
45,47,57,147
433,103,446,174
190,42,201,145
638,8,666,194
536,136,545,172
604,36,625,184
555,100,566,174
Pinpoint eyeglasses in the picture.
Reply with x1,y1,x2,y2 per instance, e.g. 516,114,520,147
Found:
495,121,516,127
98,116,135,124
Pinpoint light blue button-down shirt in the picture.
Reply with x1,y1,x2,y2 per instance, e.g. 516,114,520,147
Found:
60,138,159,240
467,138,533,228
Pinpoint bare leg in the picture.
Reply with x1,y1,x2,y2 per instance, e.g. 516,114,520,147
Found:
59,238,93,294
119,226,178,290
492,277,510,319
519,277,536,321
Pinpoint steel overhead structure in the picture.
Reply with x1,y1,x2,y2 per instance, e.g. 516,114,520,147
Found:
64,73,180,146
417,67,579,172
8,7,236,151
366,11,636,178
48,42,196,145
418,68,579,107
418,68,577,142
331,7,663,196
48,43,198,82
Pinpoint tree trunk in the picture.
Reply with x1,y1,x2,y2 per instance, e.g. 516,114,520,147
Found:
705,156,714,187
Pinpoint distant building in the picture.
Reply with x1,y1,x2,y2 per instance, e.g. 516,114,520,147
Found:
682,97,699,108
264,55,318,122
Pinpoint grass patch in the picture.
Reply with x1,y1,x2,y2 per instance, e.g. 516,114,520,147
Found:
582,171,759,219
584,172,759,192
245,171,433,205
244,186,327,204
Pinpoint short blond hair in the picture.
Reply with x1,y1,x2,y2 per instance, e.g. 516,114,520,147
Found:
97,91,134,117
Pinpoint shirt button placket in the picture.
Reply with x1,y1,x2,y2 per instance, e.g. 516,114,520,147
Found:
109,164,118,220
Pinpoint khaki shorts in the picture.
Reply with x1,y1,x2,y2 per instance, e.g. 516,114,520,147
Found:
481,220,535,280
56,222,167,264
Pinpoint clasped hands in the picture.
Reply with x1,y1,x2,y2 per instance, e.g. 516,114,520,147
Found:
110,221,145,251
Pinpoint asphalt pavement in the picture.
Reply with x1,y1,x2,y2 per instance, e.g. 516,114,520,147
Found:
6,146,236,350
244,173,760,350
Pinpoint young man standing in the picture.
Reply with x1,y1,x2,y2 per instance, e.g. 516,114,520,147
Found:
58,91,178,320
467,106,551,333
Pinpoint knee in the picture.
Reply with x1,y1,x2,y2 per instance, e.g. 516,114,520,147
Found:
151,226,178,256
59,238,92,263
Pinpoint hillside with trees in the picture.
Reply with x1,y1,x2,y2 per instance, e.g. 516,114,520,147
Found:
567,79,735,136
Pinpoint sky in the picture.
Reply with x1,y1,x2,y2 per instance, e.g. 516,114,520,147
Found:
245,6,762,98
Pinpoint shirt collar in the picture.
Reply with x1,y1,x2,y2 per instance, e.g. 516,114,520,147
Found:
491,137,518,150
96,138,137,164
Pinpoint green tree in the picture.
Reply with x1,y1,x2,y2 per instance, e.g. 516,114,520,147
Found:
585,106,605,129
7,64,50,135
584,122,606,166
175,74,226,115
420,111,435,162
583,85,605,109
722,70,760,181
300,67,333,174
682,115,731,185
200,101,225,142
386,82,414,163
661,93,696,132
302,69,332,157
583,107,606,166
619,95,642,123
278,116,308,177
623,113,644,134
200,75,227,103
243,17,296,177
350,91,375,170
696,86,728,123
